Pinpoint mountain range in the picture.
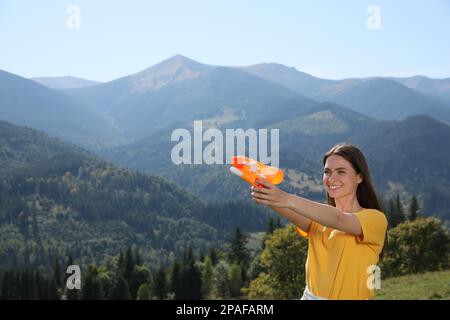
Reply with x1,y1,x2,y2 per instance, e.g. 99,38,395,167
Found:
0,70,122,150
240,63,450,123
1,54,450,225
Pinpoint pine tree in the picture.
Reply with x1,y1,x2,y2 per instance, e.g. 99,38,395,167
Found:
18,211,29,238
9,270,19,299
31,212,39,239
117,251,126,280
183,246,194,263
133,247,142,266
107,277,131,300
153,265,167,300
247,250,266,281
23,243,31,268
34,269,43,299
81,270,104,300
215,261,230,299
229,263,242,299
1,270,11,299
124,247,135,283
208,247,218,266
387,197,396,227
387,194,406,228
387,196,405,228
395,194,403,220
408,195,420,221
40,277,50,300
180,247,202,299
201,256,215,299
229,227,250,266
18,270,26,299
53,258,62,288
275,217,282,229
21,269,34,300
170,261,181,299
186,262,202,300
47,277,60,300
267,217,276,235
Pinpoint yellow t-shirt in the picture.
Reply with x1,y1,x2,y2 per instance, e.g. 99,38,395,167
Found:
296,208,388,300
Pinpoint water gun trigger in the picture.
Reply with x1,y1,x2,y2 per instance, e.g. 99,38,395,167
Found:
254,180,265,188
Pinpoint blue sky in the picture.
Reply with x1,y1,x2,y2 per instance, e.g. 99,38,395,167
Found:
1,0,449,82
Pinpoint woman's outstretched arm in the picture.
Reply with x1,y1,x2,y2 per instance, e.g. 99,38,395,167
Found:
252,180,362,236
268,205,312,233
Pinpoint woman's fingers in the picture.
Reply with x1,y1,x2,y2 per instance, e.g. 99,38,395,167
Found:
252,194,270,204
252,191,272,201
253,186,271,195
251,180,288,208
254,198,269,205
255,178,273,189
251,179,278,206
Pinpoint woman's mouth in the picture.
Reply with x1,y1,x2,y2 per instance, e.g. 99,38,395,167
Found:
328,185,342,190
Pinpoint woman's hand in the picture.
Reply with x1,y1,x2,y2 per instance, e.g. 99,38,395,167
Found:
251,179,292,208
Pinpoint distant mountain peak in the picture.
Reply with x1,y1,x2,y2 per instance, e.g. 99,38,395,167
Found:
239,62,335,96
410,75,431,80
401,113,444,126
129,55,214,92
242,62,315,78
163,54,203,64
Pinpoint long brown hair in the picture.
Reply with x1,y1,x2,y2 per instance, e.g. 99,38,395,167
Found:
323,143,388,260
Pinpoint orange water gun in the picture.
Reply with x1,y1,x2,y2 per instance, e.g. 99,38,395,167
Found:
229,156,284,187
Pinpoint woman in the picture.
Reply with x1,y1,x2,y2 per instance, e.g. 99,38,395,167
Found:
251,143,387,300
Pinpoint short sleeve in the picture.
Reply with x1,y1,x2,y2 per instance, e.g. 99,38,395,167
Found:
295,221,315,238
354,209,388,246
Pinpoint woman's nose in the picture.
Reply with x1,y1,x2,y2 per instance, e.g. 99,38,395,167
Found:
327,174,337,183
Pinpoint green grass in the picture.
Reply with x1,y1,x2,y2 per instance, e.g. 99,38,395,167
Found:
375,270,450,300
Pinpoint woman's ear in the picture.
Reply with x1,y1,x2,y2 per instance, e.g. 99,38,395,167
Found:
357,174,363,184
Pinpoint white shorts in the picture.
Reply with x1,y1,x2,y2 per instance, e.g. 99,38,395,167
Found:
301,287,328,300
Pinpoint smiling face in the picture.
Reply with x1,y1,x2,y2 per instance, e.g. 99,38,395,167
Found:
323,155,362,201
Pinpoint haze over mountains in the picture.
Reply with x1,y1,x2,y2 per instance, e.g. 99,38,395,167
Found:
31,76,101,89
240,63,450,123
389,76,450,102
1,54,450,223
0,70,122,150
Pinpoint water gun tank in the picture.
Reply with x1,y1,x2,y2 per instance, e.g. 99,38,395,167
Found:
230,156,284,186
